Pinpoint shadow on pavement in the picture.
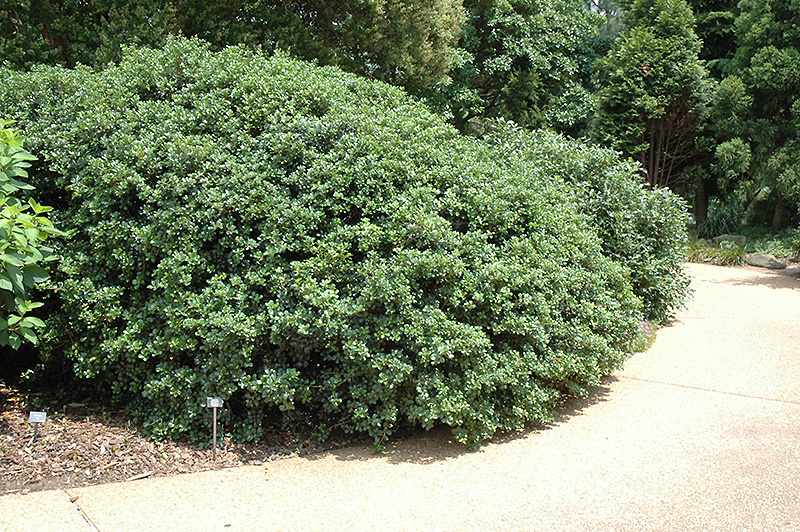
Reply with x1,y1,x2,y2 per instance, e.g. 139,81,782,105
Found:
314,376,618,467
703,265,800,290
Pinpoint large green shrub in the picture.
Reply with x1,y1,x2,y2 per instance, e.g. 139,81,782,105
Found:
2,37,676,446
484,122,691,323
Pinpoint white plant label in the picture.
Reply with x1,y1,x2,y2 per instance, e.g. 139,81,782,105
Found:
206,397,223,408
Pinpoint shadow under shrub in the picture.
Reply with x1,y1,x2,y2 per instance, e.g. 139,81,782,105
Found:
2,37,682,447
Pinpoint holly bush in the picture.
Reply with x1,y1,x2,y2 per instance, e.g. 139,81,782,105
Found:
483,122,691,324
1,37,686,446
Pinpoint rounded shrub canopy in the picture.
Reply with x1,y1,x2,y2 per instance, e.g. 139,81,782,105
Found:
1,37,686,446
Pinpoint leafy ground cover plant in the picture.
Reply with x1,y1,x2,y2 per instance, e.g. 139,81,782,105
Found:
1,37,686,447
741,228,800,259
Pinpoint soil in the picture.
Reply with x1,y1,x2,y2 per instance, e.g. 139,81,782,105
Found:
0,381,348,495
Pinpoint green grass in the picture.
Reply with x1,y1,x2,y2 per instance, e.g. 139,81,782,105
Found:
741,228,800,258
687,240,747,266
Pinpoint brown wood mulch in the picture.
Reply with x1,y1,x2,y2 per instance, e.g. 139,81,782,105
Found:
0,381,343,495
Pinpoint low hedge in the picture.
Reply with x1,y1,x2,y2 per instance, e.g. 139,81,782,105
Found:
2,37,686,446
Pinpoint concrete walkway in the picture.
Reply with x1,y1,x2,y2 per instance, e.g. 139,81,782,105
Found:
2,263,799,532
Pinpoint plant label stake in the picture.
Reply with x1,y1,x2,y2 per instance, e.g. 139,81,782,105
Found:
206,397,223,460
29,411,46,443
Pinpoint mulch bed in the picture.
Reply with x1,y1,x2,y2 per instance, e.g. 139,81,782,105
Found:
0,381,346,494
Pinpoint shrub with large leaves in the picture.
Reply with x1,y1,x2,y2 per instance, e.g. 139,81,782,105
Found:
0,121,62,349
2,37,685,446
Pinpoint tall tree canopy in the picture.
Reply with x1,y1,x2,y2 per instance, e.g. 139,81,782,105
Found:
685,0,737,78
426,0,603,136
591,0,712,190
0,0,464,91
708,0,800,232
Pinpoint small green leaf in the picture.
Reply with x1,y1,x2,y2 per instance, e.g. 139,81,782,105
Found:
21,316,45,328
9,332,21,350
19,327,38,344
0,254,24,267
24,227,40,242
4,263,24,293
7,178,34,190
24,264,50,284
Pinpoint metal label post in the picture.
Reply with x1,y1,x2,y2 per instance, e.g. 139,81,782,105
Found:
29,411,46,444
206,397,223,460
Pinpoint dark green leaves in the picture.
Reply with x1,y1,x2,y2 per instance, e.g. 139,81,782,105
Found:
1,38,687,446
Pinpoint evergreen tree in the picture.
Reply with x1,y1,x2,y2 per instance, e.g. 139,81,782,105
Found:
591,0,713,190
709,0,800,232
686,0,738,78
426,0,603,136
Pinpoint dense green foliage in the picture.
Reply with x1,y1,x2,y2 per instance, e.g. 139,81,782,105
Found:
0,0,463,91
5,0,797,243
0,0,170,69
591,0,712,189
1,38,688,446
593,0,800,245
485,122,690,323
0,122,62,350
685,0,737,78
426,0,603,136
707,0,800,234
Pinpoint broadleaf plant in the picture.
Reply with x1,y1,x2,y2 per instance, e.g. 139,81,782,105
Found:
0,120,63,349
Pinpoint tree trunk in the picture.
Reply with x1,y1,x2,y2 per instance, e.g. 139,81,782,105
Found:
770,194,786,234
695,178,708,223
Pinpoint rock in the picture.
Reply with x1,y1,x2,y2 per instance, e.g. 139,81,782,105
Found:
695,239,711,248
745,254,786,269
713,234,747,248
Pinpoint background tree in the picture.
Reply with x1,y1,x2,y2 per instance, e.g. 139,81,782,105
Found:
685,0,737,77
0,0,464,92
175,0,465,92
707,0,800,234
591,0,713,190
425,0,603,136
674,0,735,224
585,0,625,39
0,0,173,68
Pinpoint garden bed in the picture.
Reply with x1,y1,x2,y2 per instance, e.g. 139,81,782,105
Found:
0,381,344,494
